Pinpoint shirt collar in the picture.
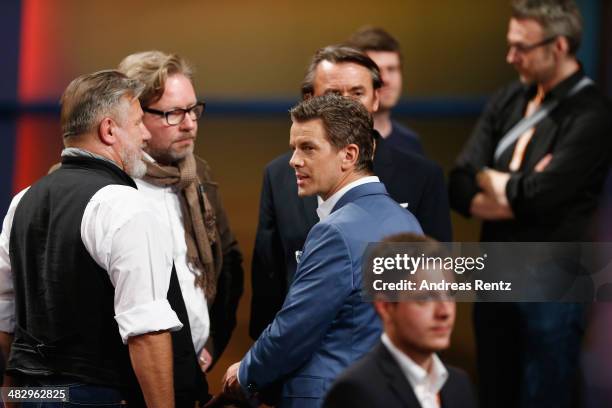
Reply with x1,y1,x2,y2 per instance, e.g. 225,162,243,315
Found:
316,176,379,221
61,147,121,169
523,65,585,102
381,333,448,395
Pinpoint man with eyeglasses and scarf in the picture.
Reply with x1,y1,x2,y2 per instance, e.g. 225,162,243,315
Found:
118,51,244,407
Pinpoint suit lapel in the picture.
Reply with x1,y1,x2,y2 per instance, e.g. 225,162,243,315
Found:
439,377,452,408
375,343,422,407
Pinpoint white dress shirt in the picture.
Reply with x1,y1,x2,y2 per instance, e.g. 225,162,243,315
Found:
0,165,183,343
136,179,210,355
381,333,449,408
316,176,380,221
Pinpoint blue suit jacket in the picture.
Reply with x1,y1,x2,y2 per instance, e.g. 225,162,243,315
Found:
239,182,422,408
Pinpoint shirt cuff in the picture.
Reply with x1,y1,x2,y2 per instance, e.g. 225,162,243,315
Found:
115,299,183,344
0,299,15,332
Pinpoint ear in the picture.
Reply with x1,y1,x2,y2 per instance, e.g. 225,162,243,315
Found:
555,36,570,56
341,143,360,171
372,88,380,113
374,300,393,323
98,117,116,146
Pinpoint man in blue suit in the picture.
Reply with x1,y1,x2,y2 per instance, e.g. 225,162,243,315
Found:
222,94,422,407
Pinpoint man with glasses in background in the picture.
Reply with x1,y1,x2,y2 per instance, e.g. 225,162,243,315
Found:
118,51,244,407
449,1,612,406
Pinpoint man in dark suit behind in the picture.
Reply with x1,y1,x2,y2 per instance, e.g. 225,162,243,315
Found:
250,45,452,340
324,234,476,408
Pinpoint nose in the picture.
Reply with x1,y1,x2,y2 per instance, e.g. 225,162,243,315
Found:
179,111,197,130
289,150,302,169
380,69,389,87
434,301,454,319
506,46,518,65
141,122,152,142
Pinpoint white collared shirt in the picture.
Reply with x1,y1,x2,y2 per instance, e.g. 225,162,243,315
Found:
0,174,183,344
381,333,449,408
316,176,380,221
136,179,210,355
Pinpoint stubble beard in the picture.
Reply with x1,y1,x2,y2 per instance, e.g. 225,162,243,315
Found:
146,137,195,166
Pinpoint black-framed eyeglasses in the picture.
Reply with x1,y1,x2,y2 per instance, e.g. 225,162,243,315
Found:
508,36,557,54
143,102,206,126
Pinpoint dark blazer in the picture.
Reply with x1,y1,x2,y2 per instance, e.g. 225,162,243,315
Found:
323,342,477,408
249,137,452,339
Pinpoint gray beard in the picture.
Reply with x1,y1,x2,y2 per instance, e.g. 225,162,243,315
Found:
122,148,147,178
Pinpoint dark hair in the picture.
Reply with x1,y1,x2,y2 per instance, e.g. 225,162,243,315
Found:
60,69,144,138
301,45,382,98
511,0,582,54
347,26,402,56
290,93,374,173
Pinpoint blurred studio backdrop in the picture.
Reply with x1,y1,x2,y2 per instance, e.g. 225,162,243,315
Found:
1,0,610,394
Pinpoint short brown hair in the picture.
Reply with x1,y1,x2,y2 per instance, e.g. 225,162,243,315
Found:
301,45,382,98
60,69,144,138
290,93,374,173
118,50,194,107
347,26,402,56
511,0,582,54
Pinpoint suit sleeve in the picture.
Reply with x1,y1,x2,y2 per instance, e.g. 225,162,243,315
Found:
249,167,287,340
449,89,507,217
505,109,612,221
416,163,453,241
206,181,244,363
239,222,353,391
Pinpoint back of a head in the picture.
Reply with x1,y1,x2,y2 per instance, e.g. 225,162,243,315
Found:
301,45,383,98
346,26,401,55
511,0,583,54
290,93,375,173
60,69,144,141
117,50,194,107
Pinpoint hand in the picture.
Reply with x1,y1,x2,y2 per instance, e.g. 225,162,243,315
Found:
222,362,245,400
470,192,514,220
534,153,553,172
198,347,213,372
477,169,510,206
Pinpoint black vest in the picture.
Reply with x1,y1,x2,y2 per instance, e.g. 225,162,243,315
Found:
8,156,207,404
